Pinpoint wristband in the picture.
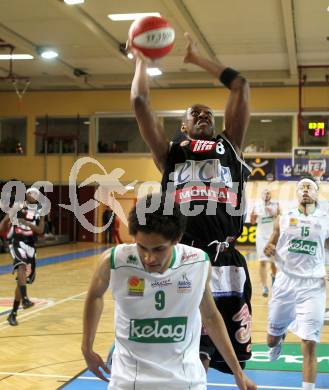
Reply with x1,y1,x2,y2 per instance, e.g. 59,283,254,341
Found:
219,67,240,89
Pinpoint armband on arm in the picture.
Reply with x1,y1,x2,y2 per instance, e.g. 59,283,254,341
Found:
219,67,240,89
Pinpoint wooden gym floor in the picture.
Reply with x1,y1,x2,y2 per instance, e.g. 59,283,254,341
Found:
0,243,328,389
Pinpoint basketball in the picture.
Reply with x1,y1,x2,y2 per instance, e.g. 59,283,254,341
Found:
128,16,175,60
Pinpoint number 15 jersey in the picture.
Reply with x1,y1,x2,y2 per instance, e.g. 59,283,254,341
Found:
276,207,329,278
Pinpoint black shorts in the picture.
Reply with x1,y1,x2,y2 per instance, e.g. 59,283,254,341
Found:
195,245,252,374
9,241,36,284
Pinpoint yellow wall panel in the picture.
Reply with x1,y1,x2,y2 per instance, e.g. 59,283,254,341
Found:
0,85,328,184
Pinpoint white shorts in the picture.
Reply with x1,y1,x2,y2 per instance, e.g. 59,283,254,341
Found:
109,350,206,390
268,271,326,342
256,235,273,262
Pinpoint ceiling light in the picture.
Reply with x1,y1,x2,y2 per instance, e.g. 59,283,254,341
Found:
147,67,162,76
125,185,135,191
0,54,34,60
38,48,59,59
260,119,272,123
83,121,90,125
64,0,85,4
127,52,134,60
108,12,161,21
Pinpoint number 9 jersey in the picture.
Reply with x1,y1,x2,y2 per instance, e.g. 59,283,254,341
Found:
108,243,210,390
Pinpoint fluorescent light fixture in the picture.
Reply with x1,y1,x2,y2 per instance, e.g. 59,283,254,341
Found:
108,12,161,21
83,121,90,125
0,54,34,60
260,119,272,123
127,52,134,60
64,0,85,4
40,49,58,59
147,67,162,76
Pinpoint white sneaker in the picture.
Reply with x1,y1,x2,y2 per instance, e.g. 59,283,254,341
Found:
268,333,286,361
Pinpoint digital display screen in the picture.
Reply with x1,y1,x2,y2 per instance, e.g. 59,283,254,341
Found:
308,121,326,137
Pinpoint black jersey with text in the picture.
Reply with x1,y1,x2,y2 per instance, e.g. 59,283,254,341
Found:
12,204,42,246
162,133,251,244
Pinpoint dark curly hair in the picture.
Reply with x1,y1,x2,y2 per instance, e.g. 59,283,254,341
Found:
128,193,186,241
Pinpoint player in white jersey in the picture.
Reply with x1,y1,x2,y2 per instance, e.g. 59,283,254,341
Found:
264,178,329,390
250,189,280,297
82,194,256,390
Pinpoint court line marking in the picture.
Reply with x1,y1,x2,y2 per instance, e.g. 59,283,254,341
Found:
0,372,328,390
0,291,87,331
0,246,108,275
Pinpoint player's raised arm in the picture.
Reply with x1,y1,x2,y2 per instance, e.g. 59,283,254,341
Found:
200,265,257,390
264,216,280,257
82,252,111,382
183,32,249,151
130,48,169,173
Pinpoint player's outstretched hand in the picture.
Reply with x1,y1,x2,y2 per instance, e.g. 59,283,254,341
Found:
235,372,257,390
82,349,110,382
183,32,200,64
264,243,276,257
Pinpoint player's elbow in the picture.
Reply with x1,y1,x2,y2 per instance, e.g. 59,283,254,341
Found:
131,95,149,113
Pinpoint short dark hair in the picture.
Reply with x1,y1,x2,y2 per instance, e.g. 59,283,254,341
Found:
128,194,186,241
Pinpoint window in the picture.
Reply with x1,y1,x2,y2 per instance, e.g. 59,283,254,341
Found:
35,116,89,154
243,115,293,153
0,117,27,154
299,115,329,147
97,117,146,153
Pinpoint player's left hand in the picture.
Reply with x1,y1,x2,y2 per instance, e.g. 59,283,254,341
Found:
234,372,257,390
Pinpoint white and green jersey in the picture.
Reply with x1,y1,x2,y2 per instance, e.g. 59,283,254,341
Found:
276,207,329,278
109,243,210,389
254,201,279,239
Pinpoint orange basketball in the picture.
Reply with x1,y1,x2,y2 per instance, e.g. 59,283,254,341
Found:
129,16,175,60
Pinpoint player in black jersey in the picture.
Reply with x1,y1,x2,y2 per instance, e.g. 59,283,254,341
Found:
0,188,45,326
130,32,252,374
